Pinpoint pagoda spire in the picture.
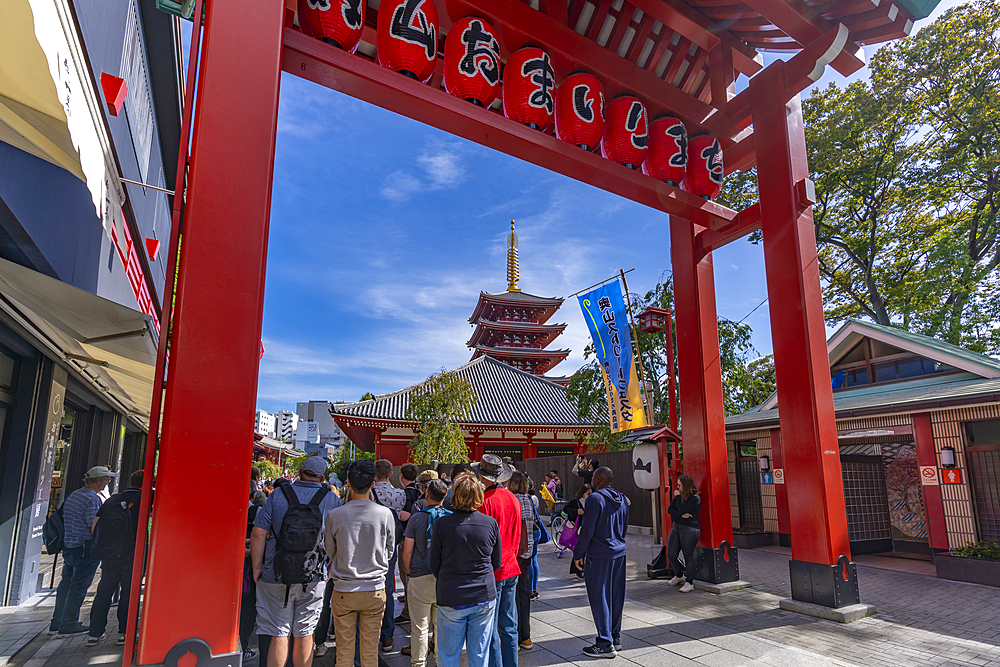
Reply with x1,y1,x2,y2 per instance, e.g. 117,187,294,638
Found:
506,220,521,292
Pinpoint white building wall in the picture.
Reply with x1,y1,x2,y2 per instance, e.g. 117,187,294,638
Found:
277,411,299,442
254,410,277,439
295,401,344,446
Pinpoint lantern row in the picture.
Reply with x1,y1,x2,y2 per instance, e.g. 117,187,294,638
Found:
297,0,723,200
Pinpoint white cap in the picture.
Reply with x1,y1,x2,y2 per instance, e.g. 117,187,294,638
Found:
85,466,118,479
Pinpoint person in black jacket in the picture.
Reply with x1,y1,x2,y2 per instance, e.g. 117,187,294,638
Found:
429,475,501,667
666,475,701,592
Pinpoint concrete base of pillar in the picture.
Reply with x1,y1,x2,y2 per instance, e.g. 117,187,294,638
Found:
693,580,752,594
779,598,876,623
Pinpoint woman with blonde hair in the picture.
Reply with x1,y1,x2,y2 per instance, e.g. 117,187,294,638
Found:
428,474,502,667
666,474,701,592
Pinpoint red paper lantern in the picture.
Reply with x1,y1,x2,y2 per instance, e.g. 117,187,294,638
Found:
377,0,439,83
643,116,688,185
683,133,724,199
444,17,502,107
602,95,648,169
554,72,604,151
298,0,365,53
503,47,556,131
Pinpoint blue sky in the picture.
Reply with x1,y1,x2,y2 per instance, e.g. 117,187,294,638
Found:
253,0,966,413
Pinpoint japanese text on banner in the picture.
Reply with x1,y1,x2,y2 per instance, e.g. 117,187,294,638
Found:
578,280,648,433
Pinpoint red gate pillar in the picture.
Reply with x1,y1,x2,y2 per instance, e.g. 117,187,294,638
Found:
669,216,738,583
136,0,285,663
913,413,949,553
751,64,860,609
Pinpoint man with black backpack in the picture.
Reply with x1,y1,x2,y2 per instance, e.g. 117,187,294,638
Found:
87,470,144,646
251,456,341,667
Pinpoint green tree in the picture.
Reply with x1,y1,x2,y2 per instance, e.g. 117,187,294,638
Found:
717,0,1000,352
406,369,477,464
330,441,375,481
254,459,283,482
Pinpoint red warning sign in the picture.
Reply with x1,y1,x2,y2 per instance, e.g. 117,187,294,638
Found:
941,468,963,484
919,466,938,486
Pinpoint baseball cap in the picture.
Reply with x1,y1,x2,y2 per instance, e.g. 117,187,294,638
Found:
85,466,118,479
301,456,328,477
416,469,439,483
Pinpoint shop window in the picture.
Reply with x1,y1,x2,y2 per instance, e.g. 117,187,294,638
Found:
48,406,78,513
966,419,1000,446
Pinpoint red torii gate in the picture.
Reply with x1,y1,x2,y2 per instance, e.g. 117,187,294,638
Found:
127,0,921,663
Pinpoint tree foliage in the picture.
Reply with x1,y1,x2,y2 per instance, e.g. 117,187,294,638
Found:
719,0,1000,352
330,442,375,480
566,276,776,449
406,369,477,464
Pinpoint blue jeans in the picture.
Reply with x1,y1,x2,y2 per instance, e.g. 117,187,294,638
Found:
51,546,100,632
488,575,518,667
530,529,541,591
381,546,397,640
437,600,496,667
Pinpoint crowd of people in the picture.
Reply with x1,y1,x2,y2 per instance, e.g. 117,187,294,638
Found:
47,451,703,667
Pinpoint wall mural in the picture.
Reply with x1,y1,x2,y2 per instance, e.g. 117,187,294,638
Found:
882,442,927,542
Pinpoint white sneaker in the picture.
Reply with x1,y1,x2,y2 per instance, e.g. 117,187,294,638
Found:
314,644,328,657
679,582,695,593
666,576,684,586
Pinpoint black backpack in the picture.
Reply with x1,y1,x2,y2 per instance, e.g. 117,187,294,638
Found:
92,497,135,562
273,484,330,588
555,482,564,499
43,504,65,555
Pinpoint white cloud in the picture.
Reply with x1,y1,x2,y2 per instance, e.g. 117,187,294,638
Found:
380,171,423,201
379,144,468,201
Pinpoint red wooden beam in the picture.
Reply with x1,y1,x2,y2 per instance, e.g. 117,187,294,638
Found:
440,0,741,141
852,12,912,44
739,0,864,75
282,29,737,228
695,203,762,256
628,0,762,77
625,13,655,63
724,132,755,173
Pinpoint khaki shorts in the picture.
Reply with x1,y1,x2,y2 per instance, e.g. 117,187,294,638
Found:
256,580,326,637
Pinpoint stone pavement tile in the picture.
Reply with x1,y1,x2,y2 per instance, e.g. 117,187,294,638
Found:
757,647,845,667
700,634,773,660
614,638,661,660
629,648,700,666
659,619,721,641
695,652,768,667
660,640,719,660
538,634,589,661
623,624,678,641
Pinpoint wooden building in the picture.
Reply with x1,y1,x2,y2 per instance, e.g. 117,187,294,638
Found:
726,319,1000,557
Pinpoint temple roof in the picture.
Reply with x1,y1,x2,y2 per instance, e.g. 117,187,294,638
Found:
330,355,593,426
468,290,565,324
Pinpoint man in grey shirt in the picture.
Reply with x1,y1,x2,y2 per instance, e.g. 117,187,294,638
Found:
401,479,450,667
325,459,395,667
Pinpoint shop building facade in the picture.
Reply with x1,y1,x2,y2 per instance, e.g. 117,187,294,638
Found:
726,319,1000,560
0,0,181,605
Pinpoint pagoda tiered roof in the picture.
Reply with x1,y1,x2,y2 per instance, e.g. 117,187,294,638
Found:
468,290,565,325
471,345,571,375
466,318,568,349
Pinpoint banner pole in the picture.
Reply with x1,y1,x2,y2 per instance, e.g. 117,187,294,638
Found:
619,269,652,426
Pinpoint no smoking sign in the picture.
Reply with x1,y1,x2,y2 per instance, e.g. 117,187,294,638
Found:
919,466,938,486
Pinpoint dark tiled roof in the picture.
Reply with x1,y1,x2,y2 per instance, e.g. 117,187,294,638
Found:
479,290,564,305
330,355,594,426
726,373,1000,430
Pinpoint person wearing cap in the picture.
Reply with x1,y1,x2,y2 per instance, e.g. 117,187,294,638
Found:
412,469,438,511
251,456,341,667
49,465,118,637
472,454,522,667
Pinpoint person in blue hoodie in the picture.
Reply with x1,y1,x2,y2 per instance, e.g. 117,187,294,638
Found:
573,467,630,659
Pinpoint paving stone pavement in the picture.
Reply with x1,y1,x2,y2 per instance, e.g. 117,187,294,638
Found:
9,533,1000,667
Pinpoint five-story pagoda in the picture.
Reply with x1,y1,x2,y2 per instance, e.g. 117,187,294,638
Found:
467,222,570,384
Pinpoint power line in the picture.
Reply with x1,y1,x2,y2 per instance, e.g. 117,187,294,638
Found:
737,297,769,324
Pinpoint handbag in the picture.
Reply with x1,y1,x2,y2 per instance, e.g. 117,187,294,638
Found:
557,519,579,551
534,503,550,544
518,517,530,558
